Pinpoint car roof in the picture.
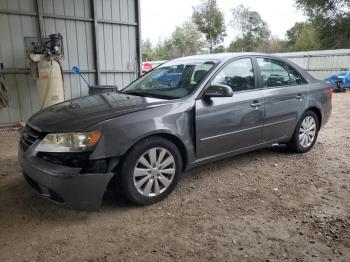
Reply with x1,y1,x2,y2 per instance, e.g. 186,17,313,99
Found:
168,52,317,83
172,52,286,62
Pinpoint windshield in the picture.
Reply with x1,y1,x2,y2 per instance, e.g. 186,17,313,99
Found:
122,60,217,99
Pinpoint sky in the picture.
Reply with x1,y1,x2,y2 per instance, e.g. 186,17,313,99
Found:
140,0,306,46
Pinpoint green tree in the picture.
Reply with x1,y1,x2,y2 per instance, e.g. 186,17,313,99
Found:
258,37,288,53
286,22,321,51
169,21,205,58
192,0,226,53
294,25,321,51
153,39,172,60
295,0,350,49
286,22,307,48
229,5,270,52
227,38,246,52
143,21,205,61
141,39,155,61
213,45,226,53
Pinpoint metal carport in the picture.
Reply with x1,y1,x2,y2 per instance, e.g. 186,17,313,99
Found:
0,0,141,124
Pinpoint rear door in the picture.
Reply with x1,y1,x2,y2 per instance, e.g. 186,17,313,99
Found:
195,57,264,160
255,57,309,142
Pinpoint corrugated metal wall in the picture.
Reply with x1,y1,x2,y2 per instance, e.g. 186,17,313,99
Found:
0,0,141,124
277,49,350,80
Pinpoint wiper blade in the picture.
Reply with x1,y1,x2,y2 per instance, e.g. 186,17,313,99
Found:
123,90,173,100
123,91,147,97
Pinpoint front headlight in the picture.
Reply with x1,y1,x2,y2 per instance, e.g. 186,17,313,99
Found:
36,131,102,152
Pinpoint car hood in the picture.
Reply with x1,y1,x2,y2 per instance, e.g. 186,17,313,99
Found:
28,92,170,133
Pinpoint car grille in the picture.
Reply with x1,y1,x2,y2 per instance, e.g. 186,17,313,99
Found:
20,125,44,151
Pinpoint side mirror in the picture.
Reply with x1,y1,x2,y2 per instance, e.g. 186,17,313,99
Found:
204,84,233,98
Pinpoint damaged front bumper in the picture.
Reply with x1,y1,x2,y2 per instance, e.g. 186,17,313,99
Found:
18,140,117,211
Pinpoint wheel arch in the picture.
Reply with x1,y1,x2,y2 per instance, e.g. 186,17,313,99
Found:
307,107,322,129
121,131,189,171
153,133,188,171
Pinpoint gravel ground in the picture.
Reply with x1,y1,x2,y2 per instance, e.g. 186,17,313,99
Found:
0,93,349,262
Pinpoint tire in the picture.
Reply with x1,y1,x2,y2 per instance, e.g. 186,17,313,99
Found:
287,110,319,153
120,137,182,205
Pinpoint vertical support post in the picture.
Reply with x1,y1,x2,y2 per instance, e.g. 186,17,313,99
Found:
135,0,142,77
92,0,101,85
306,55,311,71
36,0,44,37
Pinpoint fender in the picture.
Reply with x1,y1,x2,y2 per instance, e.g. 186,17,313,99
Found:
88,100,196,168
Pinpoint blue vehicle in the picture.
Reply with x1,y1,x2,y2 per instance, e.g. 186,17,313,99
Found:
325,71,350,92
336,71,350,88
154,72,182,87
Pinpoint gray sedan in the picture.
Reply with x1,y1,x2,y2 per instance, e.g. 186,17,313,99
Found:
19,53,332,210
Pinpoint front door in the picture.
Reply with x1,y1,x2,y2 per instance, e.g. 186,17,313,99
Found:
195,58,264,160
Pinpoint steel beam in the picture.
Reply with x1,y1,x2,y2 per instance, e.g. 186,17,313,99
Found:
135,0,142,77
43,14,93,23
97,19,137,26
36,0,45,37
101,70,137,74
0,9,37,17
92,0,101,85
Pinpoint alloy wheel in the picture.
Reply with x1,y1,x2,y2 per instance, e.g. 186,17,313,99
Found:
299,116,316,148
133,147,176,197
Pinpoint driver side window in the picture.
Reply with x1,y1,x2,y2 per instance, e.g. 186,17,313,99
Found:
212,58,255,92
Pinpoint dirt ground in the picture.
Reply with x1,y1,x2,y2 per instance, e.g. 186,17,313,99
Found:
0,93,349,262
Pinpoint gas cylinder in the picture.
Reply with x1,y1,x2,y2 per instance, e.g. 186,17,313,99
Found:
36,55,64,108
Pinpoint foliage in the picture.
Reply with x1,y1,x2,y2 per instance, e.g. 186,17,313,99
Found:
154,39,172,60
295,0,349,20
226,38,246,52
227,36,288,53
168,21,205,58
286,22,307,49
229,5,271,52
295,0,350,49
212,45,226,53
192,0,226,53
141,39,155,61
286,22,321,51
142,0,350,61
258,37,289,53
141,21,205,61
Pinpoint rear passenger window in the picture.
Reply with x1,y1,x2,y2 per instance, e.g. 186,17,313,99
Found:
257,58,307,87
288,65,307,85
257,58,290,87
212,58,255,92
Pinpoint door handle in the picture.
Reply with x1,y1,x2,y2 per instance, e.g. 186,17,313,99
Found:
251,101,262,108
296,94,305,100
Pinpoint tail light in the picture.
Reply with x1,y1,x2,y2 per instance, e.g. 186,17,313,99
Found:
327,86,333,97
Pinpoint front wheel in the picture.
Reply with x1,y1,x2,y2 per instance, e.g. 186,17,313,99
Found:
120,137,182,205
287,110,319,153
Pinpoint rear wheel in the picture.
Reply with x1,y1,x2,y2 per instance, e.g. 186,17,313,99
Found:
287,110,319,153
120,137,182,205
